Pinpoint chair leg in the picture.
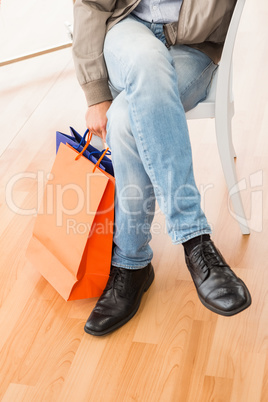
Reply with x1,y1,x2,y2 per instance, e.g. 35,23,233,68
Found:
228,103,237,158
215,108,250,234
230,136,237,159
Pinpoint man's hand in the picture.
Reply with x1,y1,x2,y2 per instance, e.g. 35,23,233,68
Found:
85,101,112,142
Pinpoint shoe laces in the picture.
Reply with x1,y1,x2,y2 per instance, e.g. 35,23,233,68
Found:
113,268,128,292
203,244,220,266
193,242,223,273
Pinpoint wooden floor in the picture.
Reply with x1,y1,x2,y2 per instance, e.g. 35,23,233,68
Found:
0,0,268,401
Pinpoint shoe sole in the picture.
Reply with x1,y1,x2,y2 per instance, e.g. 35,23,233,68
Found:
197,279,252,317
84,268,155,336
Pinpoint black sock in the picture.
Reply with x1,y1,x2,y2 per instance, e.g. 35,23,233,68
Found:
183,234,211,255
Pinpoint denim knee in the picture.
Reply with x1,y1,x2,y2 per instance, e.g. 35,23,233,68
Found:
106,94,129,143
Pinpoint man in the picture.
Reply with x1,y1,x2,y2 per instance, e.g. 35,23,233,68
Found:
72,0,251,336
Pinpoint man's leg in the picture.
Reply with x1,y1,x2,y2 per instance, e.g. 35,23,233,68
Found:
103,16,212,244
105,32,219,270
84,17,251,336
106,91,156,269
84,90,156,336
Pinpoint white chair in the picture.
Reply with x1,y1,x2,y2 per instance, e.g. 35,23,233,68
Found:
186,0,249,234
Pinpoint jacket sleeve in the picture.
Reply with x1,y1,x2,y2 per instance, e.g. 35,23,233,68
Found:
72,0,116,107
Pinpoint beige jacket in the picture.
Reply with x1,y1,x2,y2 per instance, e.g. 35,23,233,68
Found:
72,0,237,107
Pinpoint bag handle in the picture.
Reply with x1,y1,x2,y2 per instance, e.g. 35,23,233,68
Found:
92,148,110,173
75,130,110,173
73,128,88,149
75,131,93,160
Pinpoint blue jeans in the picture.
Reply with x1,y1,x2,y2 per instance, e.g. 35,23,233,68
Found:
104,15,218,269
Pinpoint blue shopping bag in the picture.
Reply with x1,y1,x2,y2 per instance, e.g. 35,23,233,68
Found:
56,127,114,176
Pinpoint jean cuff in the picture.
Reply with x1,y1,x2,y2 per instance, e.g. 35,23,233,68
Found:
171,228,212,245
111,261,151,270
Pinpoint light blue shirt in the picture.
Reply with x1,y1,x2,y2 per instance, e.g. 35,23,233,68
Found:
132,0,183,24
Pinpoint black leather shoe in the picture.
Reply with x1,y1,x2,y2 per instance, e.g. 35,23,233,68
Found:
185,240,251,316
84,263,154,336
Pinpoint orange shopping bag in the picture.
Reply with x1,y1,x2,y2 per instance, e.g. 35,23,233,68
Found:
26,140,115,301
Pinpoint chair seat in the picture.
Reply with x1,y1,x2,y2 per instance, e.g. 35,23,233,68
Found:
185,69,234,120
